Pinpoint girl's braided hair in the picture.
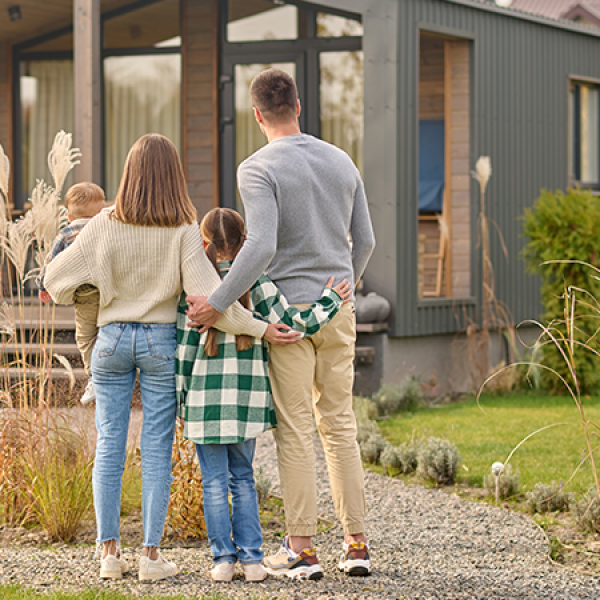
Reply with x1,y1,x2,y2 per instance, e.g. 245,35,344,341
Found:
200,208,254,357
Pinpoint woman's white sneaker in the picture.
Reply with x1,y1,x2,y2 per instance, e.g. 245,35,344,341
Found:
99,554,129,579
139,551,178,581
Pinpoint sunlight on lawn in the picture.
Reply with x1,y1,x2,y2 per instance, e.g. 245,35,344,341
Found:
378,394,600,494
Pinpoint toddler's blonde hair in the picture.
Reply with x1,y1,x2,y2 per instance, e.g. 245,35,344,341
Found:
66,182,105,220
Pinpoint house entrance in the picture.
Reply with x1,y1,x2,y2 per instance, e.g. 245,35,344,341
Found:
219,0,364,211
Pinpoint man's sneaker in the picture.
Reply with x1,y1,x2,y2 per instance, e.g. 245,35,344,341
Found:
80,379,96,405
263,537,323,580
99,553,129,579
211,561,236,582
139,551,178,581
242,563,267,581
338,540,371,576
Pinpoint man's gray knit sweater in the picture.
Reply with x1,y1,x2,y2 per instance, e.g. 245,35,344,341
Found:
208,134,375,312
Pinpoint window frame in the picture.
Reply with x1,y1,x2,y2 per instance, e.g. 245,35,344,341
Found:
568,75,600,191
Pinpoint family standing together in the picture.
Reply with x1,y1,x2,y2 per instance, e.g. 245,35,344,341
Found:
42,69,375,583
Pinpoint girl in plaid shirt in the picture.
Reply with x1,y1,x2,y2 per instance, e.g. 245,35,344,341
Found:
176,208,349,583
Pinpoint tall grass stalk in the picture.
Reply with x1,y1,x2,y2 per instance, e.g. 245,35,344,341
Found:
0,132,78,409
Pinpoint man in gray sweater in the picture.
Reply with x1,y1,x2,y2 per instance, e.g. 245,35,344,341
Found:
187,69,375,580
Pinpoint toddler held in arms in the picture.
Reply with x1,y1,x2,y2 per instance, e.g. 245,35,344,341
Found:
37,182,105,405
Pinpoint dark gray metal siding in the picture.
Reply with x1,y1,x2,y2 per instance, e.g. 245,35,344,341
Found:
389,0,600,337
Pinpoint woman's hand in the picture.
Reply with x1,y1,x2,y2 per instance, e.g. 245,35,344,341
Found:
264,323,302,345
326,277,351,303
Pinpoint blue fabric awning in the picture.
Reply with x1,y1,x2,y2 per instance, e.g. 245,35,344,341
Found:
419,120,445,212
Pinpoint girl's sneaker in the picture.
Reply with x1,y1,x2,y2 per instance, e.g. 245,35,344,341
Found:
243,563,267,581
338,540,371,576
139,551,178,581
80,379,96,405
263,536,323,580
211,561,236,582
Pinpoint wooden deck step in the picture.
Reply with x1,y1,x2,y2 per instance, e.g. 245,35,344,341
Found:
2,343,80,357
3,367,88,379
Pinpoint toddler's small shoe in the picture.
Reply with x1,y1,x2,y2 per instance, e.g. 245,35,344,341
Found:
211,561,236,582
243,563,267,581
139,551,178,581
99,553,129,579
80,379,96,405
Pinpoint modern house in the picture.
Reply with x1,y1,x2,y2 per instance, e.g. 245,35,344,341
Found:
1,0,600,391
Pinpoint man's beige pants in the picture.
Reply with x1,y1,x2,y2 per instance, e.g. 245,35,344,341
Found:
269,302,365,537
74,290,100,375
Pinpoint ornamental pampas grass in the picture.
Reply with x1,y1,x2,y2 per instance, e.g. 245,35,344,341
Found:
30,180,61,261
4,217,33,282
471,156,492,194
47,131,81,197
0,143,9,201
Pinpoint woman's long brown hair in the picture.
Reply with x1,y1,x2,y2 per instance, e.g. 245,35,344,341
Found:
200,208,254,357
113,134,196,227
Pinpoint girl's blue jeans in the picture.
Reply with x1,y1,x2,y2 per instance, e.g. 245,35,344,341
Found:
91,322,177,548
195,440,263,565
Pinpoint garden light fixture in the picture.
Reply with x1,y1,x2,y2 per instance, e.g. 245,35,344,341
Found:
8,5,21,22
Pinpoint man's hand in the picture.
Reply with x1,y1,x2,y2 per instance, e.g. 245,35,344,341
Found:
39,291,52,304
264,323,302,346
325,277,351,303
186,295,223,333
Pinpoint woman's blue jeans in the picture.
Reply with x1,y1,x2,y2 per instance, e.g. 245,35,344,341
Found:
195,440,263,565
92,322,177,548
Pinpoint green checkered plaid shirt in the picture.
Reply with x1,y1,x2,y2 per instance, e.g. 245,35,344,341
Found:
176,260,343,445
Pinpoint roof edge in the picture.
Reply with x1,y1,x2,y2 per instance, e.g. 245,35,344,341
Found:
443,0,600,38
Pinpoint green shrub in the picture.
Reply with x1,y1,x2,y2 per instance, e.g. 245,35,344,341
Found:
572,487,600,533
525,481,572,514
381,441,420,475
483,464,520,500
522,188,600,395
353,395,378,423
417,437,461,485
359,433,387,464
372,376,423,416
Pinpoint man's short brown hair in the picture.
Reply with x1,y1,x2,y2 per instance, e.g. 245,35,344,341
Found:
250,68,298,124
65,182,105,220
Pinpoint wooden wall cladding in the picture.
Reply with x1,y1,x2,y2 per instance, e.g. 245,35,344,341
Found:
182,0,219,218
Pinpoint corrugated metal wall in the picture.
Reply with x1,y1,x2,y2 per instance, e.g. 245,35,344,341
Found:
391,0,600,336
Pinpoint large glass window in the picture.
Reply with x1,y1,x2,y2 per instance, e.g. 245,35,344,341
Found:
20,60,75,200
570,81,600,186
228,0,303,42
104,54,181,202
320,51,364,174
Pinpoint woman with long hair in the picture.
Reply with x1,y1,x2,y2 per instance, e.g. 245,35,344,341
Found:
45,134,296,582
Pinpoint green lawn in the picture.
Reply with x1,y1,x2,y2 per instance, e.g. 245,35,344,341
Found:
378,394,600,494
0,586,234,600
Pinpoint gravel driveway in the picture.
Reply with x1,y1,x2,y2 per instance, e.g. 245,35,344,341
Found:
1,425,599,599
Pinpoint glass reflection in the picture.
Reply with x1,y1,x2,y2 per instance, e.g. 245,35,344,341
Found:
228,0,298,42
104,54,181,202
234,62,296,212
320,51,364,173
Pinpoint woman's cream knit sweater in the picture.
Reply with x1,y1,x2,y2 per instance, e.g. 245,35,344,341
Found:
44,209,268,338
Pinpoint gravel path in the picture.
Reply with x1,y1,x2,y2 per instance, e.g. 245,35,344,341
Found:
1,428,600,599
